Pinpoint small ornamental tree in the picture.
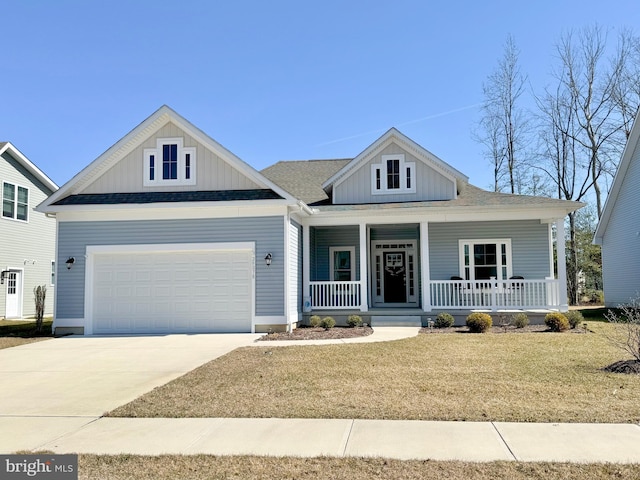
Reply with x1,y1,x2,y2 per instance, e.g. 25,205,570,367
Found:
34,285,47,334
604,300,640,364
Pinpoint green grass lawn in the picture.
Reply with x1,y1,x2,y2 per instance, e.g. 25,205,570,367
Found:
109,321,640,423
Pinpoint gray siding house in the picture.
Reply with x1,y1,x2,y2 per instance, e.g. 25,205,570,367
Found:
1,142,58,319
594,110,640,307
38,106,582,335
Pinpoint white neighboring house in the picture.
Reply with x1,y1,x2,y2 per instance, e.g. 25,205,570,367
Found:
38,106,582,335
594,110,640,307
0,142,58,319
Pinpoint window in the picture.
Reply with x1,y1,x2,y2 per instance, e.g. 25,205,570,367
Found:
143,137,196,186
459,239,512,281
2,182,29,221
371,154,415,194
51,261,56,286
329,247,355,281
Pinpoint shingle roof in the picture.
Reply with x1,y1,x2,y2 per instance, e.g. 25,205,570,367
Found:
261,159,583,212
261,159,351,204
52,189,282,206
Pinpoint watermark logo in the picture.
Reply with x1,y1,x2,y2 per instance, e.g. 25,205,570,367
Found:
1,455,77,479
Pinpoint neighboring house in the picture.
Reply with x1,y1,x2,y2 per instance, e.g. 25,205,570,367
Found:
1,142,58,319
594,110,640,307
37,106,582,335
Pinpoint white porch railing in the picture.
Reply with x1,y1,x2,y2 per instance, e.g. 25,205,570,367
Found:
309,281,362,309
429,277,561,311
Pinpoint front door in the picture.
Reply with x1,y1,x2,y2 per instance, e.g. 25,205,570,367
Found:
383,252,406,303
5,270,22,318
371,241,418,307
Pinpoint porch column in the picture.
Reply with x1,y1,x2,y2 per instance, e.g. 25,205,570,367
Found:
420,221,431,312
555,218,569,312
359,222,369,312
302,224,310,309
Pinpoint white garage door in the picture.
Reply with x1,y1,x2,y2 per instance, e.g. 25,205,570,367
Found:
92,248,253,334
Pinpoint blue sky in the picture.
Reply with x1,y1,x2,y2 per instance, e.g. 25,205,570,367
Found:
2,0,639,190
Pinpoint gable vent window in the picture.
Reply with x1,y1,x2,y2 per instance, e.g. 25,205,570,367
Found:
144,137,196,187
371,154,415,195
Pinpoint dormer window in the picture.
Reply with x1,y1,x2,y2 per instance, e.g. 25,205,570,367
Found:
143,137,196,187
371,154,415,195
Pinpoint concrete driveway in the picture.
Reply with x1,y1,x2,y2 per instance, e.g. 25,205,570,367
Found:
0,333,261,417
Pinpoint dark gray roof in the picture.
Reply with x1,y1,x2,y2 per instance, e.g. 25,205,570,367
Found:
53,189,282,206
261,159,351,204
261,159,583,212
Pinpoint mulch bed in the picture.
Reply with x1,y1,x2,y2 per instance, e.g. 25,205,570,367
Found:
259,326,374,341
419,325,589,334
603,360,640,375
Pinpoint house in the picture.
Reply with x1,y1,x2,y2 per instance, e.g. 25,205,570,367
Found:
1,142,58,319
594,110,640,307
37,106,582,335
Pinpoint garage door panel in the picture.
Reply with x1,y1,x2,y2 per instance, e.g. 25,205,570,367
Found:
93,248,253,334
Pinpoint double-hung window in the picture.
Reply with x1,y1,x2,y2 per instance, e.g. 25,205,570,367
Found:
371,154,415,195
459,239,512,281
143,137,196,186
2,182,29,222
329,247,355,281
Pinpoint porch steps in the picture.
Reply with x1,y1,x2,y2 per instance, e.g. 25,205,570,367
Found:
371,315,422,327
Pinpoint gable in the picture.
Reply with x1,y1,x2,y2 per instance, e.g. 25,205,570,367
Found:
80,121,262,194
0,144,57,196
39,106,296,212
331,138,460,205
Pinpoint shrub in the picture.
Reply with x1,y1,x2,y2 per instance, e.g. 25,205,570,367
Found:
347,314,363,327
604,299,640,362
320,316,336,329
466,312,492,333
544,312,569,332
309,315,322,328
565,310,584,329
434,312,455,328
511,312,529,329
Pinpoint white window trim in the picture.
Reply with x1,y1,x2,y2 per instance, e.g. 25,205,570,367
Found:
2,181,29,223
371,154,416,195
143,137,197,187
458,239,512,281
329,246,356,281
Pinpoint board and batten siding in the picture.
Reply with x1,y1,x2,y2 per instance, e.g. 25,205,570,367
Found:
428,220,551,280
310,226,360,281
0,150,56,317
333,143,455,204
56,216,285,319
601,138,640,306
82,122,262,194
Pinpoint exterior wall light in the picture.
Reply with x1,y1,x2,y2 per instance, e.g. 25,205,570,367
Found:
264,253,272,266
65,257,75,270
0,270,8,284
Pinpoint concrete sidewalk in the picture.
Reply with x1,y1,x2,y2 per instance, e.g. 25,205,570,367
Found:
2,416,640,463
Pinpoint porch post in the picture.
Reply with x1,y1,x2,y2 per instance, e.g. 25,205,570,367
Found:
302,224,311,310
555,218,569,312
359,222,369,312
420,221,431,312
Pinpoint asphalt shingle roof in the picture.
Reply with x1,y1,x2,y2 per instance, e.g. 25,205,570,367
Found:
52,189,283,206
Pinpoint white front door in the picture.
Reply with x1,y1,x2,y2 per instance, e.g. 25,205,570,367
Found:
370,241,418,307
5,270,22,318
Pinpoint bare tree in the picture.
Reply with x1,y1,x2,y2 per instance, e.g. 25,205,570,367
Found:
556,25,631,218
613,28,640,139
477,35,529,193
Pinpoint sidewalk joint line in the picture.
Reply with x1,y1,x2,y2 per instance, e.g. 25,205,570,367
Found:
491,422,518,461
341,420,355,457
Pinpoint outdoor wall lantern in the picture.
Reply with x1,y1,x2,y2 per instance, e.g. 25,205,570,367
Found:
0,270,8,284
65,257,75,270
264,253,272,266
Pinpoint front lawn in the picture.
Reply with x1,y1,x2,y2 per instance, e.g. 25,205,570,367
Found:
110,321,640,423
77,455,640,480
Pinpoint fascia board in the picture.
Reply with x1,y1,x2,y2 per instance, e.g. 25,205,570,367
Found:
1,142,59,193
